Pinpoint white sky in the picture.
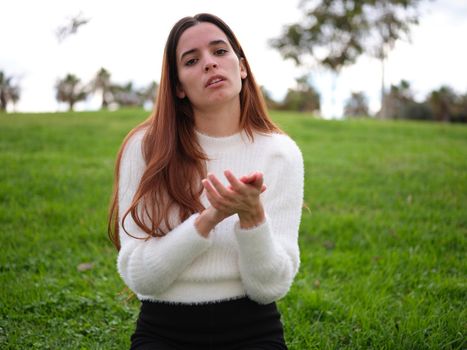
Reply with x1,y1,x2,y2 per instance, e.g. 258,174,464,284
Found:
2,0,467,118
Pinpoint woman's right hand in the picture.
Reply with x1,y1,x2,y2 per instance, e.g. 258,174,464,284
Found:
195,205,227,237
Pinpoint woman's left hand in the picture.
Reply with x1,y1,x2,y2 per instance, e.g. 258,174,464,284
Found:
202,170,266,229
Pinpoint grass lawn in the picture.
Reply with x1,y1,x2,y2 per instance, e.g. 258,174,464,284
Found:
0,109,465,349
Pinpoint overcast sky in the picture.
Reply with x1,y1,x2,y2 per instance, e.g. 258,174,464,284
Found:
2,0,466,118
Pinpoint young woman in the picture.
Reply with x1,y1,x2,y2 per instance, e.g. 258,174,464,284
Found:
108,13,304,350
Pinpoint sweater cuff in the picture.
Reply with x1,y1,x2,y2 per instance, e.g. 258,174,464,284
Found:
234,217,275,259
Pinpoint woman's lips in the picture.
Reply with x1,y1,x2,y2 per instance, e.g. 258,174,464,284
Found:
205,75,226,87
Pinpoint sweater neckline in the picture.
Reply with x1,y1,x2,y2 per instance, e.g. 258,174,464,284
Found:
195,129,249,152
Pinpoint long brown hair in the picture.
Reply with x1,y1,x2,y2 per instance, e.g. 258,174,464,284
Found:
108,13,282,250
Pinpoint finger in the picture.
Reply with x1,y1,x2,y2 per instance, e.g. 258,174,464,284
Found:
243,172,264,186
240,171,258,184
242,171,263,190
208,173,231,197
205,190,221,210
202,179,222,202
261,184,267,193
240,176,254,184
251,172,264,188
224,170,246,192
203,179,227,210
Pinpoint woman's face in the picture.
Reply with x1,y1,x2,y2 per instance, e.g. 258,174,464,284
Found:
175,22,247,111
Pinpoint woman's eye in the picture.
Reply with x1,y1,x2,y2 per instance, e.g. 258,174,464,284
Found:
185,58,198,66
215,49,227,55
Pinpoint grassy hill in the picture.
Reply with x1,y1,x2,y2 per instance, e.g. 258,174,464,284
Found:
1,110,465,349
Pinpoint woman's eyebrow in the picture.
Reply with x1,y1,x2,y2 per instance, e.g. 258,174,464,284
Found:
180,39,228,61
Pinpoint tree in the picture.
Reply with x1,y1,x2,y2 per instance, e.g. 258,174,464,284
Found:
380,80,413,119
344,92,369,117
428,86,456,122
0,71,21,112
270,0,424,117
379,79,432,120
451,93,467,123
366,1,422,118
109,81,159,109
401,100,433,120
91,67,112,109
139,81,159,108
280,75,320,113
111,82,142,107
55,74,88,111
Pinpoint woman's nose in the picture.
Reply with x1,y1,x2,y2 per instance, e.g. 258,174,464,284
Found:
204,62,218,72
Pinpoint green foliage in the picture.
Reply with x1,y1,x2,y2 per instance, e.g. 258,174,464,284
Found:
0,71,20,112
110,81,158,108
55,74,88,111
55,70,158,112
281,75,321,113
428,86,467,123
1,110,466,349
270,0,424,71
344,91,369,118
381,81,466,122
270,0,426,119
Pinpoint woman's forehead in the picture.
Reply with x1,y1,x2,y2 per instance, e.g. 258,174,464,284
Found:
176,22,230,58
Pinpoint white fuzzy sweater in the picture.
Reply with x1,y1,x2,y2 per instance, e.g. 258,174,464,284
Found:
117,129,304,305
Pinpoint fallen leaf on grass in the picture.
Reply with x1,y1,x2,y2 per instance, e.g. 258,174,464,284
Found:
77,262,94,272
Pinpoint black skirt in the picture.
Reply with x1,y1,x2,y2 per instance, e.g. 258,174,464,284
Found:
130,297,288,350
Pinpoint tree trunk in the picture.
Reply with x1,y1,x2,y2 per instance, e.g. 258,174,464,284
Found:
0,90,6,112
102,89,108,109
380,56,386,119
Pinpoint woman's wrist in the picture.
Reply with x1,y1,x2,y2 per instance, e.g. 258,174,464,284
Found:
238,204,265,229
195,207,225,237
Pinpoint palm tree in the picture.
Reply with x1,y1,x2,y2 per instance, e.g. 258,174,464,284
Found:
0,71,21,112
55,73,88,111
91,67,112,109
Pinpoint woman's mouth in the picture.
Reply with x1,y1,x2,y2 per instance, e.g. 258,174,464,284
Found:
205,76,226,88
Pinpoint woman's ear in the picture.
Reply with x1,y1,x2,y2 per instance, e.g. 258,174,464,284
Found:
240,58,247,80
176,84,186,99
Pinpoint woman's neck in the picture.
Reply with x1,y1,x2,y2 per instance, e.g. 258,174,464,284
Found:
193,99,241,137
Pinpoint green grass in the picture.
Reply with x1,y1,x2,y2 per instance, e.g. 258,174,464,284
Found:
1,109,466,349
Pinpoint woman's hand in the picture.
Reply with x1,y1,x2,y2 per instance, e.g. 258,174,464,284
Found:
202,170,266,229
195,205,226,237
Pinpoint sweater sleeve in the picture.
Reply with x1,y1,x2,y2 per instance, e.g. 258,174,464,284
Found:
234,137,304,304
116,131,212,296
